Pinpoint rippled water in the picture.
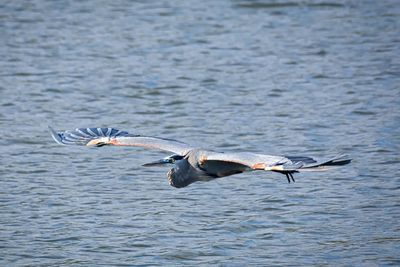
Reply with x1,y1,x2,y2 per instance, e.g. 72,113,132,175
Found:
1,1,399,266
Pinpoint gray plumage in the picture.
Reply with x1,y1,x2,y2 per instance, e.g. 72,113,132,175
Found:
49,126,352,188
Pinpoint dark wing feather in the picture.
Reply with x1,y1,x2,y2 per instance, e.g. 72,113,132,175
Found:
284,156,317,165
301,154,352,169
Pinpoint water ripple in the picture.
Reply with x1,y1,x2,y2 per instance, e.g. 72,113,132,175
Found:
1,0,399,266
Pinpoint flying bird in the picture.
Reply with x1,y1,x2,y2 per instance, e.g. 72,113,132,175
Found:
49,126,351,188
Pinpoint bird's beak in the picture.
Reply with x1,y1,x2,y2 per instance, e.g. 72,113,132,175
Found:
142,159,171,167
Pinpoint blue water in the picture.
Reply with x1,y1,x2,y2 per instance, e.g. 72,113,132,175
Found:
1,1,399,266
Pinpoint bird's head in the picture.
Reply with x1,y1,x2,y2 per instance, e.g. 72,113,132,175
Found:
166,158,199,188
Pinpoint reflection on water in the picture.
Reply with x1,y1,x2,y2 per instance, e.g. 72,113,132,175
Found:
1,0,399,266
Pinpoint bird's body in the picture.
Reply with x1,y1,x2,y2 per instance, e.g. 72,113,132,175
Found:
49,127,351,188
167,149,216,188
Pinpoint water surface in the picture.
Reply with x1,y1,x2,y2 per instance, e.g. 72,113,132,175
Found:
1,1,399,266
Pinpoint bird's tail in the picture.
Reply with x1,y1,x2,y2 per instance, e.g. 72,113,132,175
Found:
293,154,352,172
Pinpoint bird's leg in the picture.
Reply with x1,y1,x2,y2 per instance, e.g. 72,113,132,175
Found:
285,173,291,183
272,170,297,183
288,172,295,183
283,171,295,183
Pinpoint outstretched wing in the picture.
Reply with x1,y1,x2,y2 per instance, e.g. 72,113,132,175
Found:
49,126,193,156
199,151,351,181
202,152,351,171
200,151,297,172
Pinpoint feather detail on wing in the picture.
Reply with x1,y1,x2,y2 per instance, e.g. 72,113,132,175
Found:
49,126,193,155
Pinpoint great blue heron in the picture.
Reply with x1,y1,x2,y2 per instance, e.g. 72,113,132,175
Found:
49,126,351,188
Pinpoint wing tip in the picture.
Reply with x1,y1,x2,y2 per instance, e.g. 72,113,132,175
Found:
327,154,352,166
48,125,65,145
